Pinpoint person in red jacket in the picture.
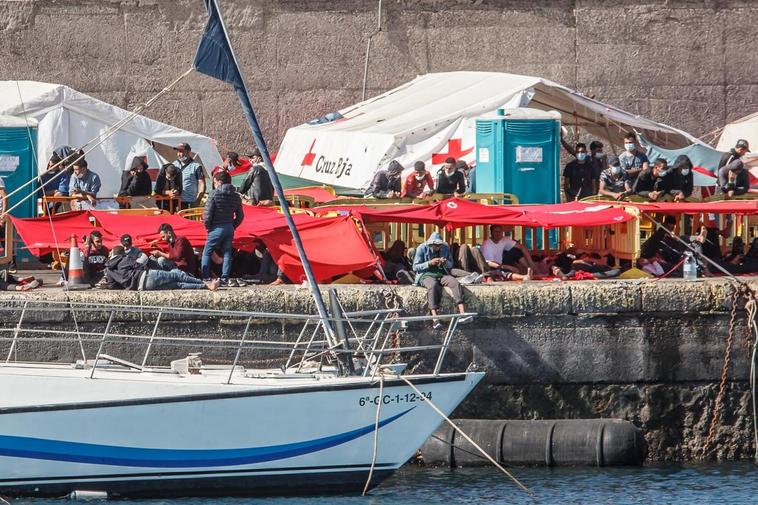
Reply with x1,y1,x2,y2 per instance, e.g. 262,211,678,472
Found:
149,223,198,276
401,161,434,198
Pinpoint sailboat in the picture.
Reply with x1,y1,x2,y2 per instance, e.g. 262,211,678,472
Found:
0,0,483,497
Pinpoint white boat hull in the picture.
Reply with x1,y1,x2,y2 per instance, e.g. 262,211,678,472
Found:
0,367,483,497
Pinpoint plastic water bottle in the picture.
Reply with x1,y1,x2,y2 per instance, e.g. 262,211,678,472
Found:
683,252,697,281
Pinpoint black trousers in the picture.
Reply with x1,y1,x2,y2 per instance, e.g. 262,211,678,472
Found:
420,275,463,310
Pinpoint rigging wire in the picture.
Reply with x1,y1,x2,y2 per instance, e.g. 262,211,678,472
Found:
361,374,384,496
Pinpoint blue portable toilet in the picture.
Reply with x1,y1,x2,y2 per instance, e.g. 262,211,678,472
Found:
475,108,561,204
0,115,39,265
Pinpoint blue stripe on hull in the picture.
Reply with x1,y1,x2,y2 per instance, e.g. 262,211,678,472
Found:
0,407,414,467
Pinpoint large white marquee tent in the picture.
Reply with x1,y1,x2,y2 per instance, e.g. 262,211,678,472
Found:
275,71,701,190
0,81,223,198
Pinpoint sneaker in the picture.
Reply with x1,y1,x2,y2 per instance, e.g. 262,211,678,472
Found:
19,280,40,291
432,320,443,330
233,278,245,287
7,260,17,274
55,277,66,287
220,278,234,287
458,315,474,324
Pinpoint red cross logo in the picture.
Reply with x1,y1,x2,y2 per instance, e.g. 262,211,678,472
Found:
301,139,317,167
431,138,473,165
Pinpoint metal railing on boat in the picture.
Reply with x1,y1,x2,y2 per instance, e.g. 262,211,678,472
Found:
0,299,475,382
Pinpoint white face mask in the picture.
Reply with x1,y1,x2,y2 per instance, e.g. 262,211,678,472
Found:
681,168,691,176
415,173,426,181
594,152,604,159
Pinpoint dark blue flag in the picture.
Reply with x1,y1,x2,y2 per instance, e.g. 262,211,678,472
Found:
193,0,244,89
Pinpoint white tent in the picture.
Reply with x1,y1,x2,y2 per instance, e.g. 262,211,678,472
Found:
275,71,701,190
717,112,758,152
0,81,223,198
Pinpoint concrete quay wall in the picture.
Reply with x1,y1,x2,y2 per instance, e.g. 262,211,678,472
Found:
0,278,756,461
1,1,756,151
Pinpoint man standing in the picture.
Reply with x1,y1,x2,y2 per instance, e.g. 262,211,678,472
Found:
435,157,466,196
618,132,649,183
365,160,403,199
202,171,244,285
172,143,206,210
69,159,101,210
562,143,594,201
150,223,197,275
401,161,434,198
588,140,606,194
718,139,750,171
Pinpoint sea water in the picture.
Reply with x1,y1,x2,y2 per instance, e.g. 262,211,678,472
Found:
11,463,758,505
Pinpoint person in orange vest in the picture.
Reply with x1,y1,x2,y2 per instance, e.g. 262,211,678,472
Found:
401,161,434,198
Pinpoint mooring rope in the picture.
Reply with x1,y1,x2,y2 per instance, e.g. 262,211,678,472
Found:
361,374,385,496
397,374,534,497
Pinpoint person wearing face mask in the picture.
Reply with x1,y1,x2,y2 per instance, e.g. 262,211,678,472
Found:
633,158,677,201
365,160,403,198
588,141,605,194
562,143,594,201
618,132,649,182
718,159,750,198
598,156,632,200
435,157,467,197
401,160,434,198
171,142,207,210
671,155,694,202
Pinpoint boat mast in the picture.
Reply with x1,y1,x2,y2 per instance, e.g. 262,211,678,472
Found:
200,0,351,374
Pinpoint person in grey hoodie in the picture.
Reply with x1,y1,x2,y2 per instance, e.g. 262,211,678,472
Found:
201,171,244,284
413,232,472,328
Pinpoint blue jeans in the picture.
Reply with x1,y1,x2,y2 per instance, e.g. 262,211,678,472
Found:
145,268,205,290
148,257,176,271
201,223,234,279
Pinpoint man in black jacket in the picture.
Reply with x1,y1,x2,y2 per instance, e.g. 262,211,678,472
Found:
239,162,274,205
201,171,244,284
364,160,403,198
118,157,153,208
435,157,466,196
718,159,750,197
106,246,218,290
633,158,679,201
154,164,182,213
717,139,750,171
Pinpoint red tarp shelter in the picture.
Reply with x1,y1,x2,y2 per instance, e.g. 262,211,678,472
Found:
9,212,117,256
623,201,758,215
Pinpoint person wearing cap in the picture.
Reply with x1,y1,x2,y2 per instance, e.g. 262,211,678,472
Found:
718,139,750,172
154,163,182,213
598,156,632,200
171,142,206,210
120,234,142,261
213,151,252,178
69,159,101,210
718,159,750,197
401,161,434,198
365,160,403,199
413,232,472,328
434,157,466,197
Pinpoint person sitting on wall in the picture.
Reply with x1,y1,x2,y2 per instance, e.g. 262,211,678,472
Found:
718,159,750,198
563,143,594,201
480,224,535,277
69,159,101,210
118,156,153,208
82,231,109,286
105,246,219,291
717,139,750,172
365,160,403,199
150,223,198,275
434,157,466,197
633,158,678,201
401,161,434,199
154,163,182,213
598,156,632,200
413,232,473,328
381,240,414,284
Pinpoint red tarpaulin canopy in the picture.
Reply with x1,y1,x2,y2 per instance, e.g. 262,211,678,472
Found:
623,201,758,215
9,212,117,255
261,216,378,282
91,212,209,249
318,198,633,229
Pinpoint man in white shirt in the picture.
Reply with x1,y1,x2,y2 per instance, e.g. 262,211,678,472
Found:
480,224,535,275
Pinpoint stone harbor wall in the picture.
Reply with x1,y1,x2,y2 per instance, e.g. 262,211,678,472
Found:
1,277,756,462
0,0,756,150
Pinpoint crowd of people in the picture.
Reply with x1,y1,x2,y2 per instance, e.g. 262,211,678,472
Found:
364,157,475,199
562,133,752,202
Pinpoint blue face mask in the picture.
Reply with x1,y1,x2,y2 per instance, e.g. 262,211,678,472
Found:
611,166,623,177
624,143,635,152
577,152,588,161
